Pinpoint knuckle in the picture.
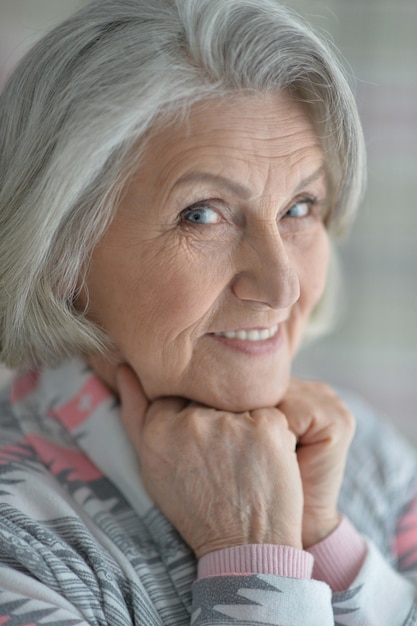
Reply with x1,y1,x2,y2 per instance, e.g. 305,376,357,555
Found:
250,407,269,423
251,407,287,427
249,408,291,444
330,408,356,445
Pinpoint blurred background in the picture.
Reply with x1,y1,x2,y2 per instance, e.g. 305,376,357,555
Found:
0,0,416,442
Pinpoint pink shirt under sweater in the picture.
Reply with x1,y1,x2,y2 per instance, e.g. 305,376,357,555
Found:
198,516,367,592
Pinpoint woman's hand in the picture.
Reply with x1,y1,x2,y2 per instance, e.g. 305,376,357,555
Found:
279,380,356,548
117,364,304,558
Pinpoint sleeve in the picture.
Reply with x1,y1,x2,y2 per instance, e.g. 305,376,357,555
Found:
192,545,333,625
192,574,334,626
191,523,417,626
192,543,334,624
327,539,417,625
307,516,367,591
309,516,417,625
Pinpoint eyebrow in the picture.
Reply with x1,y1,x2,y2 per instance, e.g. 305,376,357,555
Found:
174,172,252,198
294,165,327,193
173,165,327,199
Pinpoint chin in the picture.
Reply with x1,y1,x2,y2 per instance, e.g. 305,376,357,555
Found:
195,380,290,413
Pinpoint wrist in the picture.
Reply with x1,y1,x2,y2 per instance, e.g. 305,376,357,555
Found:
302,511,341,549
195,525,303,558
195,535,303,559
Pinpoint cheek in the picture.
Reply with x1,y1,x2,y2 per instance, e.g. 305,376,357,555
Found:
295,229,330,314
137,247,224,330
94,238,230,359
117,247,233,397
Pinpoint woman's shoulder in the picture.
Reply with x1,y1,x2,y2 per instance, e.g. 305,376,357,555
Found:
337,387,417,553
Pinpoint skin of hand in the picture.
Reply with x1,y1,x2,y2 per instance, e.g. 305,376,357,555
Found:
279,379,356,548
116,364,304,558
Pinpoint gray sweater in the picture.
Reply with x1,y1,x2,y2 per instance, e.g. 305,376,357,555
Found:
1,357,417,625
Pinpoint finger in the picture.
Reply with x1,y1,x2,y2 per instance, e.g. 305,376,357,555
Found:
116,363,149,449
279,397,314,440
147,395,188,421
281,390,354,447
249,407,298,451
279,380,333,431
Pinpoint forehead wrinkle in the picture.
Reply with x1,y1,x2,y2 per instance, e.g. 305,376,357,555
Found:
173,171,252,200
137,96,325,206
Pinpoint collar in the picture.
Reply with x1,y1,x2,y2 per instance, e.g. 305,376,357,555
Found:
10,357,154,517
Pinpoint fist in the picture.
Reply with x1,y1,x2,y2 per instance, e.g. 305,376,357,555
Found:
279,380,356,548
117,365,304,557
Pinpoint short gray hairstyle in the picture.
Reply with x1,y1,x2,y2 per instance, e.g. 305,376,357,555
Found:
0,0,366,369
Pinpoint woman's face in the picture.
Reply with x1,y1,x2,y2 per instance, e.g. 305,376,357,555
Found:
85,93,330,411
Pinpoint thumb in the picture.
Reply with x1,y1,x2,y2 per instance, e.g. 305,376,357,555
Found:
116,363,149,451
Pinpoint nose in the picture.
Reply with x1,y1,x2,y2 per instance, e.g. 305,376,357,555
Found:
231,224,300,310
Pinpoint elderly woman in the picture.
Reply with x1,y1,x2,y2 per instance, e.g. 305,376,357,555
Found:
1,0,417,624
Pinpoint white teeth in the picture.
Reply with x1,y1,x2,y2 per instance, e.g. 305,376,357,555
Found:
214,324,279,341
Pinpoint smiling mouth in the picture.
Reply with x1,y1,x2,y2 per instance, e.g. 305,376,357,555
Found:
212,324,279,342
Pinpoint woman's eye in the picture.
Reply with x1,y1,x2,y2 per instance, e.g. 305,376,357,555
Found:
182,205,222,224
284,200,312,219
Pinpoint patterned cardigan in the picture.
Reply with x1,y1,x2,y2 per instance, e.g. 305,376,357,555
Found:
1,357,417,625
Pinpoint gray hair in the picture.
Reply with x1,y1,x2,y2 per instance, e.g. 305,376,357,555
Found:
0,0,366,369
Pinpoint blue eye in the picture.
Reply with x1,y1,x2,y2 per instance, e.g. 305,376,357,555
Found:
285,200,312,218
183,206,221,224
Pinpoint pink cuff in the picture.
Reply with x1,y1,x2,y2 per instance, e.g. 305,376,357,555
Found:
198,544,314,580
307,516,367,592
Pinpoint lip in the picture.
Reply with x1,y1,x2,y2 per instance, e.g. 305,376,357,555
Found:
207,324,284,356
